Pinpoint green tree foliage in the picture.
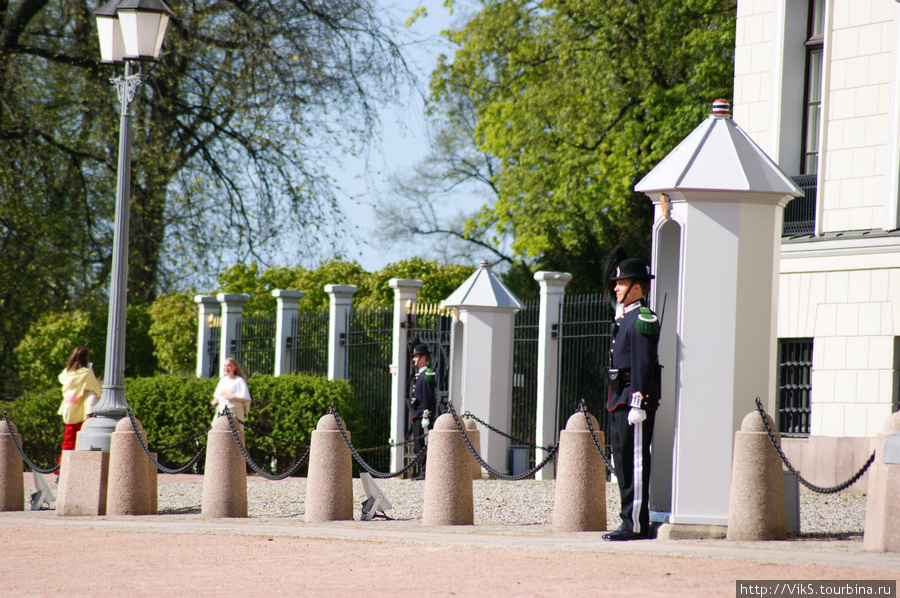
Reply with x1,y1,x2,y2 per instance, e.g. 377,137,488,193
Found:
359,258,474,307
217,258,475,313
217,260,368,315
15,305,157,392
148,290,198,376
426,0,736,291
0,0,411,389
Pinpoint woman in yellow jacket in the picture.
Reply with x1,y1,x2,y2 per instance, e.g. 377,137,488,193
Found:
57,346,102,464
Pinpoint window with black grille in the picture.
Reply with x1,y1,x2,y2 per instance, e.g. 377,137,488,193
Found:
777,338,813,436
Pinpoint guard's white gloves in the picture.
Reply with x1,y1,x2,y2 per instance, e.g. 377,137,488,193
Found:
628,407,647,426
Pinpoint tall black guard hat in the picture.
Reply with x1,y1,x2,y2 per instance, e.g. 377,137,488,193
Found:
610,258,655,281
412,343,431,356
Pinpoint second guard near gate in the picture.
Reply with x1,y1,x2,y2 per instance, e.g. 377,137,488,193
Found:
408,343,436,480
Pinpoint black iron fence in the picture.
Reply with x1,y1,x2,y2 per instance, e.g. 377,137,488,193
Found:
345,307,393,471
406,302,452,409
289,309,329,377
405,303,453,474
207,316,221,378
233,315,276,378
511,298,540,468
557,294,615,451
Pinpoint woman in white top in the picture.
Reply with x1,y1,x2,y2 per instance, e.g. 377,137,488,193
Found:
211,358,251,427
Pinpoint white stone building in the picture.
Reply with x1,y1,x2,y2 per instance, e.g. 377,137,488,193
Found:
734,0,900,490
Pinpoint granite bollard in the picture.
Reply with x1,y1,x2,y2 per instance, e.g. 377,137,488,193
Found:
305,413,353,522
553,411,606,532
201,413,248,518
148,451,158,514
463,418,483,480
0,419,24,511
726,412,786,541
56,438,109,517
423,413,474,526
863,410,900,552
107,417,152,515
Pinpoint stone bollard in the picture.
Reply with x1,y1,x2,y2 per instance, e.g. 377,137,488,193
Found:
423,413,474,526
463,418,482,480
726,412,786,541
0,419,24,511
56,446,109,517
107,418,152,516
863,410,900,552
305,414,353,522
552,412,606,532
201,414,248,518
148,452,158,514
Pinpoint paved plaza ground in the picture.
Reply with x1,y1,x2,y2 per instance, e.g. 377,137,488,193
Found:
1,474,897,597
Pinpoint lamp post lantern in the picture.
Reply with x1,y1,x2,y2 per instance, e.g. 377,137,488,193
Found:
76,0,173,451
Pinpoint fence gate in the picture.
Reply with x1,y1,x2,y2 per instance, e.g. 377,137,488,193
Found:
404,303,452,470
511,298,540,469
556,293,615,452
345,307,393,471
233,314,276,378
288,309,329,377
207,316,221,378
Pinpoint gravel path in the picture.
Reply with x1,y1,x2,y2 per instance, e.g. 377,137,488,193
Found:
25,476,867,536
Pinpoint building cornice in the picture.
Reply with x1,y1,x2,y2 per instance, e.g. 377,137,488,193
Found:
780,230,900,268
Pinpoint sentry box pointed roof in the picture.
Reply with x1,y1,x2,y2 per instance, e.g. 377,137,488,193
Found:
443,260,526,310
635,100,803,198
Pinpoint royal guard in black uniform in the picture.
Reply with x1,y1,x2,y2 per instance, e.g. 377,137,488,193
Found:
603,255,660,541
408,343,436,480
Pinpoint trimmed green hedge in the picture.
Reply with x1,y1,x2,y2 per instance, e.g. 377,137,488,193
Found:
3,373,365,476
1,389,61,468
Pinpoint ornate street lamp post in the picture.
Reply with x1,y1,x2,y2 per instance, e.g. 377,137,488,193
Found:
76,0,173,451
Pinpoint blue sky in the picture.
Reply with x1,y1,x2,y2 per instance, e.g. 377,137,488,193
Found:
330,0,487,272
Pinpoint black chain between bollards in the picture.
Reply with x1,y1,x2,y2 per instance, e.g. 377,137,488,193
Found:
127,408,208,475
460,411,554,452
148,428,210,453
355,433,425,453
445,401,558,481
578,399,616,477
2,411,59,474
328,403,425,479
754,397,875,494
222,408,311,481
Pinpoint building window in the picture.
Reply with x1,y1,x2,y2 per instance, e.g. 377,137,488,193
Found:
777,338,813,436
800,0,824,174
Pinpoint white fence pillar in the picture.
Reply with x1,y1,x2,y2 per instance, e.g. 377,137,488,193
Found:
388,278,424,471
534,271,572,480
217,293,250,377
272,289,305,376
194,295,220,378
325,285,357,380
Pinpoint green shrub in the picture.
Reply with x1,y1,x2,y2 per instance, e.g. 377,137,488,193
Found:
14,311,104,391
2,389,65,468
125,373,363,475
2,373,364,477
15,305,158,392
